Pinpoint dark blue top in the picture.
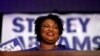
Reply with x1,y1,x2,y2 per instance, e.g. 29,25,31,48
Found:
26,45,75,51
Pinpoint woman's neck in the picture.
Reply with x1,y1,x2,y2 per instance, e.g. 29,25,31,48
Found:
40,42,56,50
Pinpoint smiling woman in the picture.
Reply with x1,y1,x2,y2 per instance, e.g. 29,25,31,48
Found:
26,14,75,50
40,19,59,45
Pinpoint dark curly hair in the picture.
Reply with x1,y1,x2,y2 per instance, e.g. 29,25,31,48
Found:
34,14,63,41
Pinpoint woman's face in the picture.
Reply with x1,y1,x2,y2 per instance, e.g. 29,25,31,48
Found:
40,19,59,44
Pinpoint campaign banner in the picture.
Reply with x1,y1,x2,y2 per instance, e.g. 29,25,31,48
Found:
0,36,25,51
1,13,100,51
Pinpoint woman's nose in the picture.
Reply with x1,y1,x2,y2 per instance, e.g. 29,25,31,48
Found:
49,27,53,31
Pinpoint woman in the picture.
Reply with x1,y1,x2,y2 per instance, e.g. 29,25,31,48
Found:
28,14,74,50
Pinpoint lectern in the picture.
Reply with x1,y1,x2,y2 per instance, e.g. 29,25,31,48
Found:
0,50,100,56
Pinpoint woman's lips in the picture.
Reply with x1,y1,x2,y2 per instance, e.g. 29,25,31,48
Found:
46,32,55,36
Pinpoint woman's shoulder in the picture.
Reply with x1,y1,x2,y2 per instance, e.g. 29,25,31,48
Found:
25,47,39,51
56,44,75,50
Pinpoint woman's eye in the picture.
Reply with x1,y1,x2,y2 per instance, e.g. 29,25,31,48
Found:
54,26,58,29
43,25,49,27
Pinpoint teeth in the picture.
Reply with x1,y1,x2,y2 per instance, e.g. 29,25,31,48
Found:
48,32,53,36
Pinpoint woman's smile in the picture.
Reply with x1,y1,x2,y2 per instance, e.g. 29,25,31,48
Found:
46,32,54,36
